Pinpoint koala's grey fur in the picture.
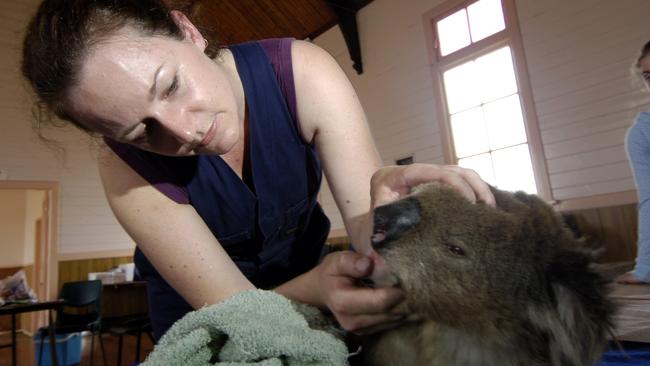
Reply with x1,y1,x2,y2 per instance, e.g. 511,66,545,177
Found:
361,183,614,366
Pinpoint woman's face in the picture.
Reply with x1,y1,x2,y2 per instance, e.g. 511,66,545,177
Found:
67,22,242,156
641,54,650,91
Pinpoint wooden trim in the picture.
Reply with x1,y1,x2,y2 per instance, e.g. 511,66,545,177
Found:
553,190,638,211
422,10,456,164
421,0,552,201
57,248,135,262
503,0,552,201
327,228,348,239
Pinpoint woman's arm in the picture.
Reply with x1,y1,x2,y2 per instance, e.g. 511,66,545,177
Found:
273,40,404,333
289,40,382,253
98,147,254,308
288,41,495,254
275,41,495,333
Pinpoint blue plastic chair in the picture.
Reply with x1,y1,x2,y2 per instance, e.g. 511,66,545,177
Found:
37,280,107,366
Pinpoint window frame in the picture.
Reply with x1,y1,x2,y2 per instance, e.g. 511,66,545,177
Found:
422,0,551,200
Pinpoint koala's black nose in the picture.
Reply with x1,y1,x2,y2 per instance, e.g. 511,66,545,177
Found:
372,197,421,249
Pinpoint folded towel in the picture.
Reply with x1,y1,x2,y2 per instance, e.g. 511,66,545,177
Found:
141,289,349,366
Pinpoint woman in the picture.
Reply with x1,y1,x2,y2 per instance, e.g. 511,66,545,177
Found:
21,0,494,339
619,41,650,284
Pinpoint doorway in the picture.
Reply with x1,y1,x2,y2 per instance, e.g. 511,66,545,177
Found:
0,181,59,334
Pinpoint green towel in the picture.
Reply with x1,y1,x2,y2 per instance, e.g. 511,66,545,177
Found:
141,289,349,366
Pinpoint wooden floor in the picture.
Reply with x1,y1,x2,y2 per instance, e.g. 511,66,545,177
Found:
0,331,154,366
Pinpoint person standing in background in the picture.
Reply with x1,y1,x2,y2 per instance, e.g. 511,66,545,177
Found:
619,40,650,284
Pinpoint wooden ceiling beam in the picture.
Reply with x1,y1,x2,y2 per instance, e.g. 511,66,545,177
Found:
326,0,372,75
165,0,373,74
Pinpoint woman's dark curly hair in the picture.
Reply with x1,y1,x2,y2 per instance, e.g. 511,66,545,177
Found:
21,0,186,133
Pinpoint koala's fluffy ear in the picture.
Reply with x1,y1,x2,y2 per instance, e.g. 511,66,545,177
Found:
496,189,568,241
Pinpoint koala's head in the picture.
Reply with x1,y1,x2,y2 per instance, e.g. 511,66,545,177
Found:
371,183,612,336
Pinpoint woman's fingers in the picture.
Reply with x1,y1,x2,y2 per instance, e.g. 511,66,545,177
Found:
317,251,408,333
322,251,404,315
370,164,495,209
328,284,405,316
344,315,406,335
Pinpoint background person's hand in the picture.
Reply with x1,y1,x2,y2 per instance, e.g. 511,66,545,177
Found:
315,250,407,335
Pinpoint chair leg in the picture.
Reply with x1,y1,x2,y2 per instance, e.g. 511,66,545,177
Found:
38,332,45,366
99,332,107,366
89,332,96,366
116,334,124,366
135,332,142,363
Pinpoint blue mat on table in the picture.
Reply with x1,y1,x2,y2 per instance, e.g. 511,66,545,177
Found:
597,342,650,365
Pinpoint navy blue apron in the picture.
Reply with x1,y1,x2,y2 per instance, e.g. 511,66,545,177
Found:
130,41,330,339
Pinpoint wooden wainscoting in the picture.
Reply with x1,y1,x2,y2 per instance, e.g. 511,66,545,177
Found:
57,256,134,290
563,203,638,263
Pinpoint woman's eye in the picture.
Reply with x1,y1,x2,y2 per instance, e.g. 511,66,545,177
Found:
163,75,179,98
446,244,466,257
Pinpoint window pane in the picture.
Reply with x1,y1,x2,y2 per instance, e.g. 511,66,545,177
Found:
467,0,505,42
436,9,471,56
475,46,517,103
492,144,537,194
484,94,527,150
458,153,496,186
443,61,481,114
450,107,489,158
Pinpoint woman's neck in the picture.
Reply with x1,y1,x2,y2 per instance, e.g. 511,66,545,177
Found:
213,49,246,126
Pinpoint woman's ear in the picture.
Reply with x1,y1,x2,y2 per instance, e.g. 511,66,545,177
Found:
169,10,206,51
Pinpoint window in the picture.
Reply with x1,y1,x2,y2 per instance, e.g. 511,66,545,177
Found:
423,0,549,197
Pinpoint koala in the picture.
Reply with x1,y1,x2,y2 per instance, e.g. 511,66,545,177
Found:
360,183,614,366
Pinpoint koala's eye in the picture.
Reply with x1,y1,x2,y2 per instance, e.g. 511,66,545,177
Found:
446,244,466,257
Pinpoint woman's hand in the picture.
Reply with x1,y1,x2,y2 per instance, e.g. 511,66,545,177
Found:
314,250,406,335
370,163,496,209
362,163,496,280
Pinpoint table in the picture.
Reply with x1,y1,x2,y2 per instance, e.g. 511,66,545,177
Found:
102,281,148,318
0,300,65,366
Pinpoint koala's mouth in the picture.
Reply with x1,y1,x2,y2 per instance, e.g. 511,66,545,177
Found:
359,247,400,288
367,197,421,289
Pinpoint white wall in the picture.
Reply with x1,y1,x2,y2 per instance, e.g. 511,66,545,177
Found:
3,0,649,250
0,190,27,267
0,0,135,255
314,0,650,230
517,0,650,200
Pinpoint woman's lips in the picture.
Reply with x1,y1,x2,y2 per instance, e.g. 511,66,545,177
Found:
199,117,218,148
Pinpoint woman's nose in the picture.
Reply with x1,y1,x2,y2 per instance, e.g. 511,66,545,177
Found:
156,109,196,144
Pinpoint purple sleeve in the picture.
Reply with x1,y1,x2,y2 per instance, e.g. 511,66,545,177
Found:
103,138,189,204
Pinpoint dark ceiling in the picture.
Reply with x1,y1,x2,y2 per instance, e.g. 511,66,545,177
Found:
165,0,374,73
